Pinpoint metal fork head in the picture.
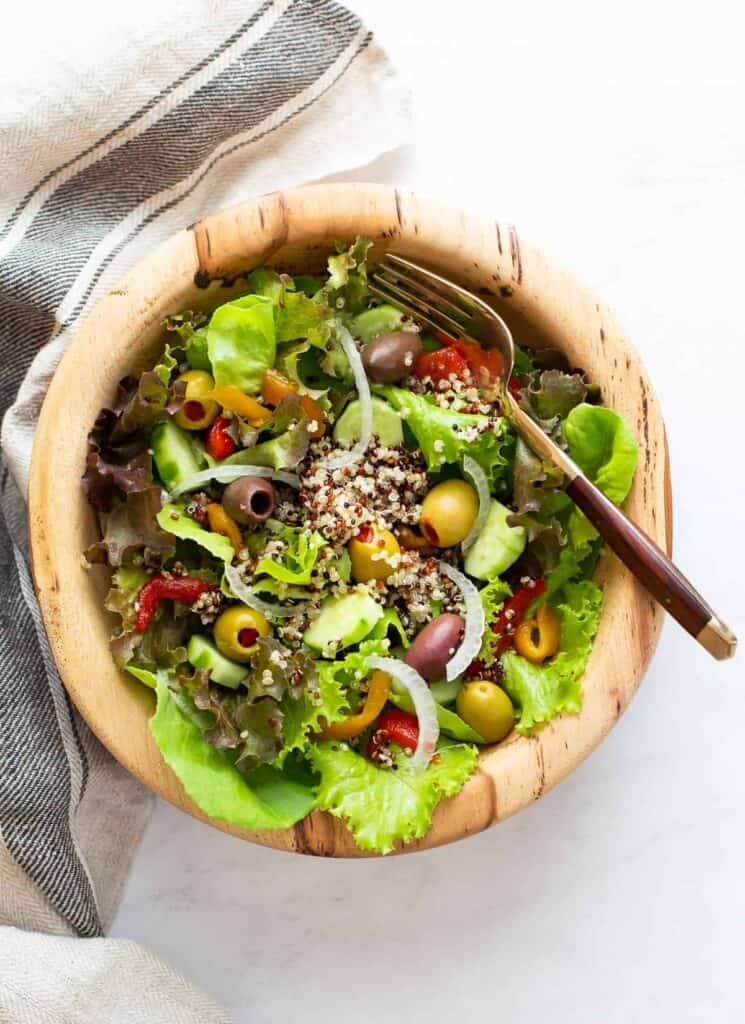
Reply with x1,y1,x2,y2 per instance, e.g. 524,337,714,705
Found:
370,253,516,384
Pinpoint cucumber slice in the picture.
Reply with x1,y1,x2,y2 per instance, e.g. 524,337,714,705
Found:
351,304,403,343
333,396,403,448
151,419,202,489
463,499,527,580
303,593,384,657
187,635,248,689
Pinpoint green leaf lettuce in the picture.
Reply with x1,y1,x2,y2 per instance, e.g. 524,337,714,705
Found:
308,739,478,854
379,387,513,488
156,502,234,563
149,674,315,829
502,579,602,733
207,294,276,394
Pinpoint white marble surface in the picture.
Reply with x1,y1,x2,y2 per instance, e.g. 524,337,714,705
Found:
112,1,745,1019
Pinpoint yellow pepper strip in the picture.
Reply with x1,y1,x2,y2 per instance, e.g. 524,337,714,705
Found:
514,602,562,664
208,385,272,428
206,502,243,557
261,367,296,406
321,670,391,740
260,368,327,439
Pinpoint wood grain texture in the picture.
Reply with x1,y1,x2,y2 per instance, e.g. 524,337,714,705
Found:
28,184,670,857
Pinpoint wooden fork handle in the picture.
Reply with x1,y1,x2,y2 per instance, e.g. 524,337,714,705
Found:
566,475,735,658
507,395,736,660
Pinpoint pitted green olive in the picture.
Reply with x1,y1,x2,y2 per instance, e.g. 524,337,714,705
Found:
420,479,479,547
348,525,400,582
213,605,271,662
456,680,514,743
174,370,219,431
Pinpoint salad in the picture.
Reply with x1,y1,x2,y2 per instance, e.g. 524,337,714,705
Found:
83,238,638,853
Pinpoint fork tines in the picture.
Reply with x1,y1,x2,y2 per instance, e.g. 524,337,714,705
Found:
370,252,497,342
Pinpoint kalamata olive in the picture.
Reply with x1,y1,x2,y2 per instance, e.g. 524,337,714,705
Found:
404,613,465,682
361,332,423,384
222,476,276,525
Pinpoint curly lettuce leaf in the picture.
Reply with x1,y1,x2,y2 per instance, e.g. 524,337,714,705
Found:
164,312,211,372
81,359,185,511
316,635,389,695
185,329,210,371
308,739,478,854
149,675,315,829
477,577,512,664
114,598,190,669
276,290,330,344
279,665,349,763
207,294,276,394
105,565,149,632
519,369,588,432
254,528,327,586
171,640,324,772
155,502,234,563
113,367,185,441
83,415,154,511
324,236,372,315
181,640,318,769
164,309,209,357
502,579,602,733
379,387,513,487
276,340,335,400
245,266,331,344
85,487,174,567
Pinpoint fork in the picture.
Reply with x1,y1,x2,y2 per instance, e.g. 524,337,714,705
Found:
370,253,736,661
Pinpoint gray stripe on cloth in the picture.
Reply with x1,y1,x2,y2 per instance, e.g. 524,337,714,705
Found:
0,0,362,416
0,0,368,938
59,30,372,335
0,0,279,247
0,466,100,937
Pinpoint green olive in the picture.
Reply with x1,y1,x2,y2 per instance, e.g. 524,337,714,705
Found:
456,680,515,743
420,479,479,547
348,525,401,582
213,605,271,662
174,370,219,431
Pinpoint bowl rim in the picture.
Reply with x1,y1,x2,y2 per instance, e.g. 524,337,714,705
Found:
28,183,671,857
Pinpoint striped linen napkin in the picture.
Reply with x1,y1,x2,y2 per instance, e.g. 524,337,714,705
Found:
0,1,408,1018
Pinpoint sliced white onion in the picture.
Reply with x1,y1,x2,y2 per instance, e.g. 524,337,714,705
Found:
367,656,439,772
461,455,490,552
323,324,372,470
224,562,305,620
170,465,300,498
439,561,485,682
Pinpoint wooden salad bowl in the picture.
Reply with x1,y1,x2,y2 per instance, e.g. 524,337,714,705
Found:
29,184,671,856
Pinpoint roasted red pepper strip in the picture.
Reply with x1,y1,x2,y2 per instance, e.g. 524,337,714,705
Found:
492,578,546,657
414,346,469,386
367,707,419,761
449,338,504,384
416,336,502,387
135,575,216,633
205,416,237,460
